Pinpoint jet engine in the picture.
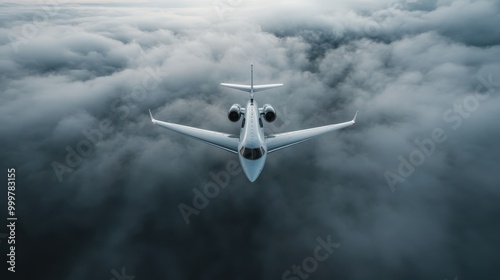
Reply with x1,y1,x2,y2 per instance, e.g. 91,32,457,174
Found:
262,104,276,122
228,104,242,122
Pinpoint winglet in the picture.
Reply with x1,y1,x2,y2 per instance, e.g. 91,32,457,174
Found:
352,111,358,123
149,109,155,124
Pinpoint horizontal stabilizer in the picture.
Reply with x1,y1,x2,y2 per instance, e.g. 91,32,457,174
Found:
220,83,283,92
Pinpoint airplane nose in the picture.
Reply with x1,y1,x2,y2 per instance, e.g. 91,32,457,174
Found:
241,158,265,182
247,169,260,182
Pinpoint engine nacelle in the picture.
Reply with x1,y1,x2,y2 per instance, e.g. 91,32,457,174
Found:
262,104,277,122
228,104,242,122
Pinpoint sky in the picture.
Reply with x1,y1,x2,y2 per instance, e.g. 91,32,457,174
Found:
0,0,499,279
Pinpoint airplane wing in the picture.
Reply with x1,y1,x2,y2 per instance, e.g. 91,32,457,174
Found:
265,111,357,153
149,110,239,154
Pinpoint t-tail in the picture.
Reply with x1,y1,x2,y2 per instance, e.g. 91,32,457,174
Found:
220,64,283,100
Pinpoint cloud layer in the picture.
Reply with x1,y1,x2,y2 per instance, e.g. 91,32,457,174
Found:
1,1,499,279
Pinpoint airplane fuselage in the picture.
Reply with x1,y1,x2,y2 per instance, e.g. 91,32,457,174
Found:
238,99,267,182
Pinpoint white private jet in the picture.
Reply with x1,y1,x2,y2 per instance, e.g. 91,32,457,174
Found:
149,65,357,182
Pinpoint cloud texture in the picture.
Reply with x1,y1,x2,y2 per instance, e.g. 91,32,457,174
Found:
0,0,499,279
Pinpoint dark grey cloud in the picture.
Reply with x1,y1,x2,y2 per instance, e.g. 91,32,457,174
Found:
0,1,499,279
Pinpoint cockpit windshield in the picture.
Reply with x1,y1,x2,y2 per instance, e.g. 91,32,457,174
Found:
240,146,265,160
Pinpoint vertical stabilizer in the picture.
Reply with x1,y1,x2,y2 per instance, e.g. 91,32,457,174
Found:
250,64,254,100
251,64,254,91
